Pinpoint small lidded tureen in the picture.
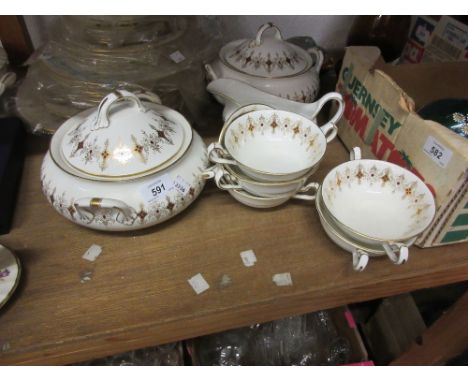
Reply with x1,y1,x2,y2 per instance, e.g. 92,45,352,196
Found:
41,90,208,231
205,22,324,103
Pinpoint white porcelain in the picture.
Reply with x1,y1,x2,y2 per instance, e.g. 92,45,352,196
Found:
206,78,344,123
60,89,192,179
227,185,318,209
321,149,436,244
316,191,373,271
315,186,416,270
0,244,21,310
208,108,336,182
41,91,208,231
316,147,434,265
316,188,415,271
206,22,324,103
206,163,318,198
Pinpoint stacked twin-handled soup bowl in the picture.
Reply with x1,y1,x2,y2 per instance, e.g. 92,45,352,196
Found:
205,95,344,208
315,147,436,271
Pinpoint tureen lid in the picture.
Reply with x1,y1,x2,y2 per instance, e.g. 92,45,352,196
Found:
220,23,312,78
59,90,192,178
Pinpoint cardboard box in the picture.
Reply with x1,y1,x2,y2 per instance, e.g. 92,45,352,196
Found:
186,306,369,365
361,294,426,365
400,16,468,64
335,46,468,247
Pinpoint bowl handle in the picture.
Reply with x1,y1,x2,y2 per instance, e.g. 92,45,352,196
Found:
200,164,242,190
292,182,319,201
207,142,237,166
383,243,409,265
94,90,147,129
352,249,369,271
307,47,324,73
350,147,362,161
74,197,137,225
215,170,243,191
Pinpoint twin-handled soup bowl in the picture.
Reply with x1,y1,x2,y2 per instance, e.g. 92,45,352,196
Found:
319,147,436,267
208,108,337,182
212,162,318,198
227,184,318,209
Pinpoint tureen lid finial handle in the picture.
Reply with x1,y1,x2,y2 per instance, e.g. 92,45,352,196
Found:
255,22,283,45
94,90,147,129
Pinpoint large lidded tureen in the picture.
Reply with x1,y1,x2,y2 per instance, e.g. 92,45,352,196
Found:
41,90,208,231
205,22,324,103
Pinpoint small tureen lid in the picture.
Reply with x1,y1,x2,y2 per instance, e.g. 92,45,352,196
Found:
60,90,192,178
221,23,313,78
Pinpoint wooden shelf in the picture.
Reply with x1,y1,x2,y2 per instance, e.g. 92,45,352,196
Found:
1,134,467,365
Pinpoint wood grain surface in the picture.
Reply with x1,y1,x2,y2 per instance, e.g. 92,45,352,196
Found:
0,134,467,365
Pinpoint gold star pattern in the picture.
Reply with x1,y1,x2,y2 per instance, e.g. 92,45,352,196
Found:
134,144,144,154
137,209,148,221
101,150,110,160
67,205,76,217
293,126,300,135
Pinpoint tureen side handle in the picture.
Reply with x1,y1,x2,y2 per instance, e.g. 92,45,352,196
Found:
255,22,283,45
307,47,324,74
74,197,138,225
94,90,147,129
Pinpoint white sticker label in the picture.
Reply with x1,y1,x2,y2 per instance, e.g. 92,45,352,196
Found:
173,176,191,196
140,174,173,203
169,50,186,64
188,273,210,295
82,244,102,262
423,136,453,168
240,250,257,267
272,272,293,287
